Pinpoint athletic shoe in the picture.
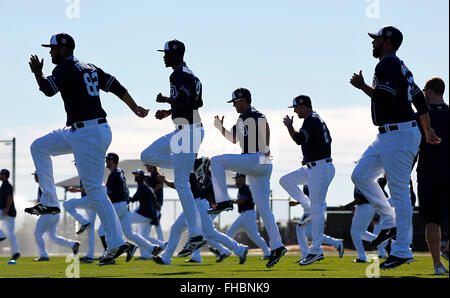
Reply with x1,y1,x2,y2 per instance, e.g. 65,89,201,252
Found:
216,252,231,263
337,239,344,258
379,255,414,270
152,245,164,257
72,242,80,255
0,237,6,242
434,264,449,275
298,212,312,226
11,253,21,261
352,258,369,263
97,243,129,266
24,203,60,215
371,227,396,247
34,256,50,262
76,223,90,235
293,259,303,264
185,258,202,263
299,253,324,266
79,256,95,263
208,246,221,257
207,200,234,214
260,255,270,261
266,246,287,268
239,246,248,265
126,243,137,262
153,256,169,265
194,157,211,184
177,236,207,257
441,249,449,261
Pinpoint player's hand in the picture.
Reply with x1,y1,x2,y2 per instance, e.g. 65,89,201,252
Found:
339,205,346,211
156,93,169,103
155,109,171,120
289,201,300,207
156,174,166,183
350,70,365,89
424,127,442,145
283,115,294,127
68,186,78,193
132,105,150,118
29,54,44,74
214,115,224,130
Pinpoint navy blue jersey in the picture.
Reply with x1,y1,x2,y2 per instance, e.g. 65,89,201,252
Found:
38,56,128,126
169,62,203,124
0,181,16,217
292,112,332,164
232,106,268,154
148,170,164,206
106,169,130,203
237,184,255,213
371,54,429,126
354,187,370,205
130,181,157,220
417,103,449,183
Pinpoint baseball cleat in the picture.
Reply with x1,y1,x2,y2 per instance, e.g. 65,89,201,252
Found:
34,256,50,262
79,256,95,263
260,255,270,261
352,258,369,263
152,256,169,265
216,252,231,263
379,255,413,270
72,242,80,255
97,243,129,266
177,235,207,257
434,264,449,275
126,243,137,262
24,203,60,215
152,245,164,257
239,246,248,265
207,200,234,214
441,249,449,261
184,258,202,263
371,227,396,247
0,237,6,242
266,246,287,268
298,212,312,226
208,246,221,257
76,222,90,235
11,253,21,261
299,253,324,266
337,240,344,258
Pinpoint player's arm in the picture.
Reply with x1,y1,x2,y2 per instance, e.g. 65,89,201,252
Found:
29,55,63,97
411,85,441,145
214,116,237,143
148,187,161,211
157,174,175,189
2,194,13,214
350,70,373,98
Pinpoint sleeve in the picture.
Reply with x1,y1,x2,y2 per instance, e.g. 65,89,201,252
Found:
94,65,128,98
373,58,399,97
237,188,250,201
39,65,65,97
411,83,429,116
169,72,190,106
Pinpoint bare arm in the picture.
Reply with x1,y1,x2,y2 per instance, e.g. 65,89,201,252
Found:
350,70,373,98
214,115,237,144
419,113,441,144
2,194,13,214
120,92,149,118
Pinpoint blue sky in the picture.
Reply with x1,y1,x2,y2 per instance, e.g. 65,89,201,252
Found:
0,0,448,228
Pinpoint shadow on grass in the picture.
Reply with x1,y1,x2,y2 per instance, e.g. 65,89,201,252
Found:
146,271,202,276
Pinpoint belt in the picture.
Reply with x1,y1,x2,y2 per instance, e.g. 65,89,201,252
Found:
71,118,107,130
176,123,203,130
378,121,417,134
306,158,332,169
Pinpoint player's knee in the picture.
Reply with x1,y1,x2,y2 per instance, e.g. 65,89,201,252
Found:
278,175,288,187
30,138,44,155
351,170,363,185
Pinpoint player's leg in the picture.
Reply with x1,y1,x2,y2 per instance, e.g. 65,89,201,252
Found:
350,204,376,262
279,168,311,213
62,197,91,226
296,223,311,260
159,212,188,264
155,221,165,242
34,215,51,259
131,211,165,247
372,221,387,258
140,131,175,169
242,210,270,257
29,128,73,208
225,214,245,238
84,209,97,259
2,216,19,257
209,154,245,205
47,214,79,252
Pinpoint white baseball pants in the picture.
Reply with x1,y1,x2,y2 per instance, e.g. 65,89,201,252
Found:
210,152,283,250
141,125,204,238
279,171,311,212
297,221,342,259
226,209,270,257
34,214,76,258
129,210,165,258
30,120,125,250
350,204,377,261
0,213,19,255
352,122,421,259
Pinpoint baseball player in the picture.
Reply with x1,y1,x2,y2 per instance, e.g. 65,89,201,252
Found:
98,153,164,262
26,33,150,265
32,171,80,261
0,169,20,261
143,164,165,242
225,173,271,260
350,26,441,269
140,39,207,257
207,88,286,268
129,169,166,260
291,185,344,263
281,95,335,266
153,170,248,265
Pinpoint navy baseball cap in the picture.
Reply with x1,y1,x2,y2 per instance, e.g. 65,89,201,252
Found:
368,26,403,50
157,40,185,54
288,95,312,108
227,88,252,103
0,169,10,178
132,169,145,177
105,152,119,164
41,33,75,49
233,173,246,179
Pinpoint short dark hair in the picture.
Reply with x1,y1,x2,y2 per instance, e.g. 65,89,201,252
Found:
106,152,119,164
425,77,445,95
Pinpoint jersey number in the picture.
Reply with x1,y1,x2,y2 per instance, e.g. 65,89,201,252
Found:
83,72,99,96
322,123,330,144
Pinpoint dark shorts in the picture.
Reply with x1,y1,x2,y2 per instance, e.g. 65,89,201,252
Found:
417,181,449,225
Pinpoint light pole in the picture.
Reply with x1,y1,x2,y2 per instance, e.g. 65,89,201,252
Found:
0,138,16,192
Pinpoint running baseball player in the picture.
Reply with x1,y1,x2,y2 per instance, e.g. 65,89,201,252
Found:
291,185,344,263
0,169,20,261
140,39,206,257
225,173,271,260
26,33,150,265
350,25,441,270
207,88,286,268
32,171,80,261
281,95,335,266
143,164,165,242
153,169,248,265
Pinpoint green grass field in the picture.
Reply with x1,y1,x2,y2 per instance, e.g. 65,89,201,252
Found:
0,252,448,278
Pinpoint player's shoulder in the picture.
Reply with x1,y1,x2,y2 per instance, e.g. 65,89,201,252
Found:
171,63,196,80
247,106,266,119
376,54,401,70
